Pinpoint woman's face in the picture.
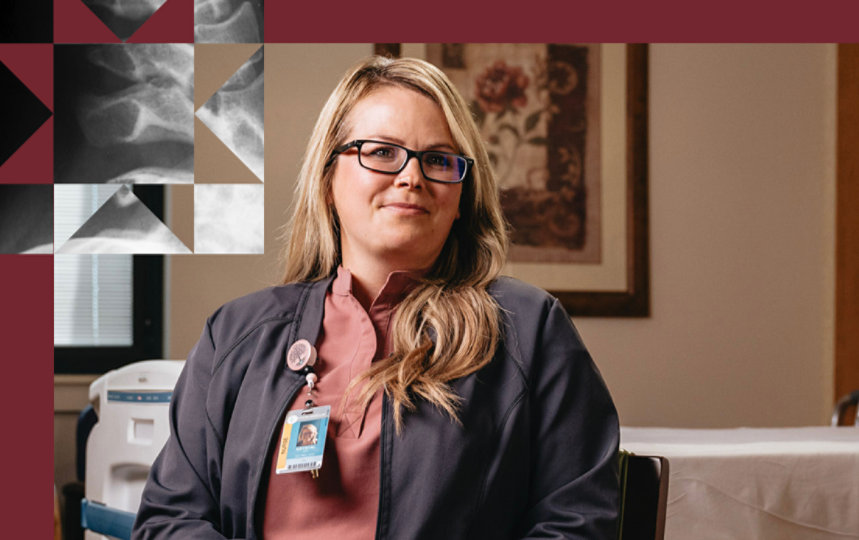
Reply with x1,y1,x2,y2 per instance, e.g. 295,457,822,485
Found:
298,426,315,445
329,85,463,274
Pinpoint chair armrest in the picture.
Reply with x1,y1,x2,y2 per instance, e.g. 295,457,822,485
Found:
81,499,136,540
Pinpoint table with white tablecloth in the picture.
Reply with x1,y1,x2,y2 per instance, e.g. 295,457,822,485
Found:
620,426,859,540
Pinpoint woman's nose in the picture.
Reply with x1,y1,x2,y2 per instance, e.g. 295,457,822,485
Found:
395,156,425,188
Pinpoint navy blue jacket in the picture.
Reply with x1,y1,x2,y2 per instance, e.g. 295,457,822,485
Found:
133,276,619,539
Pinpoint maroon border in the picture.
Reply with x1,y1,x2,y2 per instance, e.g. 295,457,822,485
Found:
265,0,859,42
7,0,859,535
1,255,52,538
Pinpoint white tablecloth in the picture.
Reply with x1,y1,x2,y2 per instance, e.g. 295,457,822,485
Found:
621,427,859,540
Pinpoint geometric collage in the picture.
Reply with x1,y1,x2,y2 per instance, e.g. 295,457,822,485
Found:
1,0,265,254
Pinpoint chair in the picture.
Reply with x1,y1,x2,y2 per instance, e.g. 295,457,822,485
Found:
831,389,859,426
54,484,62,540
81,360,184,540
618,452,670,540
61,405,99,540
80,500,137,540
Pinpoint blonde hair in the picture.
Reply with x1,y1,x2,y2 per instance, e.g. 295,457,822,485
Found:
281,56,509,429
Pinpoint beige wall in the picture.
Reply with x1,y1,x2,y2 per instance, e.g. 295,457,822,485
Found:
166,44,375,349
167,43,837,429
578,44,836,427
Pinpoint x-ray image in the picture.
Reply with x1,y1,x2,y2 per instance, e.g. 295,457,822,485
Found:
54,44,194,184
0,184,52,254
196,47,264,181
81,0,168,41
54,184,190,254
194,184,263,253
195,0,264,43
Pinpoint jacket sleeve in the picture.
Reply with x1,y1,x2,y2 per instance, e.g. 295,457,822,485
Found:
132,319,236,540
517,298,620,539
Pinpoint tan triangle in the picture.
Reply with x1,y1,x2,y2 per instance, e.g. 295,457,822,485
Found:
194,117,259,183
196,48,264,181
165,185,194,251
194,44,262,110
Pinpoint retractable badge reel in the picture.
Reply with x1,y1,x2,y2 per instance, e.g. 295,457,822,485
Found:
275,339,330,479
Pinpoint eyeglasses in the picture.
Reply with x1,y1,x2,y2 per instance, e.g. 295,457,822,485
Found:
326,139,473,184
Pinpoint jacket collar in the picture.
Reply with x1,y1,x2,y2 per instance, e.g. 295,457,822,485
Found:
291,274,336,346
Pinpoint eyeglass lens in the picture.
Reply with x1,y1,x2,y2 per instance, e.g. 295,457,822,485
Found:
358,141,466,183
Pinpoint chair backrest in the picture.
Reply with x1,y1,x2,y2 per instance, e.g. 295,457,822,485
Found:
84,359,184,540
618,453,669,540
831,390,859,426
76,404,98,482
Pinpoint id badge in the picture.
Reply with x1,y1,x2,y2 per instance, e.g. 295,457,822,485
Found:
275,405,330,474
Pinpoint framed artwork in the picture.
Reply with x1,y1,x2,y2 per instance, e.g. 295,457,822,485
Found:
376,43,649,317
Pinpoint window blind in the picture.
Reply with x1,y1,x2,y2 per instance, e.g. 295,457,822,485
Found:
53,185,133,346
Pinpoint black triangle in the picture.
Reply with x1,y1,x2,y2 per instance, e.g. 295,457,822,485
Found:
0,61,52,166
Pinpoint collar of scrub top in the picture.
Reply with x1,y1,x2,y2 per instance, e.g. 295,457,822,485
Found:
285,273,335,379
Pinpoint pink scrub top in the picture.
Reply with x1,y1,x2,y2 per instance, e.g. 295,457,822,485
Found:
263,267,417,539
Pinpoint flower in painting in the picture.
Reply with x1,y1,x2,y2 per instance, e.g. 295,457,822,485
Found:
474,61,530,113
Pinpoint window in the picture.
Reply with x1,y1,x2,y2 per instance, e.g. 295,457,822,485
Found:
53,187,164,374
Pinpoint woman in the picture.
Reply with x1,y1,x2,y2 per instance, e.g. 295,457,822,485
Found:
133,55,619,539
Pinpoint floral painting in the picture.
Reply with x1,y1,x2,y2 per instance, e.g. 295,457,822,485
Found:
427,44,601,263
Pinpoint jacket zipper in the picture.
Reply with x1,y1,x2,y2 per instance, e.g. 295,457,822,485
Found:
374,393,392,540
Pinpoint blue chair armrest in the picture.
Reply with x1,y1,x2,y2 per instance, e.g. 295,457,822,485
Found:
81,499,136,540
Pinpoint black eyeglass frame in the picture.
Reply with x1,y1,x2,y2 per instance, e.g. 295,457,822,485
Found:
325,139,474,184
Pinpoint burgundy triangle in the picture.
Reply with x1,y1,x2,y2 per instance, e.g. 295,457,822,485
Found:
0,45,53,182
0,119,53,183
53,0,121,43
128,0,193,43
0,45,53,117
0,61,52,168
